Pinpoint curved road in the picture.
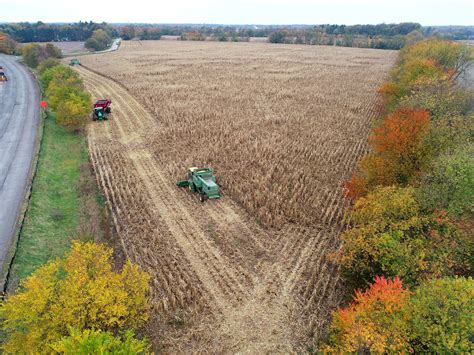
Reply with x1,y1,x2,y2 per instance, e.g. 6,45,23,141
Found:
0,54,40,285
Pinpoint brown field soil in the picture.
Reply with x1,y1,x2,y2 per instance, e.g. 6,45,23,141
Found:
77,41,396,352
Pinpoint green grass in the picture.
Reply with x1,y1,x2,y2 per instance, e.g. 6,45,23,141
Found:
8,114,94,286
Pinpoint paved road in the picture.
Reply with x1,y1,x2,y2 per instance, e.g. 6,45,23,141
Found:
0,55,40,280
66,38,122,57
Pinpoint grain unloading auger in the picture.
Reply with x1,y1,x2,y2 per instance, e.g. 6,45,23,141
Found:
177,167,220,202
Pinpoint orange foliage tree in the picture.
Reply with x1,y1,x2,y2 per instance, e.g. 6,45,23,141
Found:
323,276,411,353
345,107,430,200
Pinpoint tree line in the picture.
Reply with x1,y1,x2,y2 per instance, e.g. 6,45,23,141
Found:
1,22,472,51
0,21,117,42
323,38,473,352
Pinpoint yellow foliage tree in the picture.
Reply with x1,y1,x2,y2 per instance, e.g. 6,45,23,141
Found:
1,241,150,353
56,91,91,132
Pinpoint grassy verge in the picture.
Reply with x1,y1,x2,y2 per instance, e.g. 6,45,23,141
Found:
7,112,104,290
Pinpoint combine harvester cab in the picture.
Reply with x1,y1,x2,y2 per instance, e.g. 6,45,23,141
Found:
92,99,112,121
177,167,220,202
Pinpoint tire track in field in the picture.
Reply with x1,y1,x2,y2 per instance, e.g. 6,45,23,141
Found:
78,66,258,311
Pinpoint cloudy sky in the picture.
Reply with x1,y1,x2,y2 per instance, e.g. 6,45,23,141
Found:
1,0,473,25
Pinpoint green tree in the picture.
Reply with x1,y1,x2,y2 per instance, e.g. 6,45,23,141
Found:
1,241,150,353
406,277,474,353
51,328,149,354
21,43,62,68
85,29,111,51
45,43,62,58
37,58,60,75
416,146,474,217
85,37,102,51
269,30,286,43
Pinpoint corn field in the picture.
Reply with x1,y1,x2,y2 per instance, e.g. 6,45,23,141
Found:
77,41,396,352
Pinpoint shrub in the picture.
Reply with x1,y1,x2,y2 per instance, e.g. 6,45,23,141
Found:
1,241,150,353
323,276,411,353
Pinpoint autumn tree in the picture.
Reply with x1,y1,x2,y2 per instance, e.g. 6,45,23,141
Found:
379,39,473,107
56,91,92,132
339,186,471,287
40,64,92,130
323,276,411,353
345,108,431,200
0,32,16,54
323,276,473,353
1,241,150,353
399,39,473,80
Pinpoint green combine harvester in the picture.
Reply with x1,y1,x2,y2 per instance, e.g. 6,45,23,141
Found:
177,167,220,202
69,58,80,66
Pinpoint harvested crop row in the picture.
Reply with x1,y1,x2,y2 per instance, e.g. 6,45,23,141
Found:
76,42,395,351
80,41,396,229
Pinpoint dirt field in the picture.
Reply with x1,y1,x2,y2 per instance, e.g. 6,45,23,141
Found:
77,41,396,352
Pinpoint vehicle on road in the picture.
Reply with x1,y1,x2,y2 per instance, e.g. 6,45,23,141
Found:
92,98,112,121
177,167,221,202
0,70,7,82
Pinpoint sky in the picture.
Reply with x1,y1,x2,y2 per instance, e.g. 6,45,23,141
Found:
1,0,473,26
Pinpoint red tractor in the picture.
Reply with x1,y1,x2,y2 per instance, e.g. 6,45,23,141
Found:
92,98,112,121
